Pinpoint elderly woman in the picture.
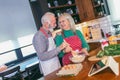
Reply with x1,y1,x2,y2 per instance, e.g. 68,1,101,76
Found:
55,13,89,65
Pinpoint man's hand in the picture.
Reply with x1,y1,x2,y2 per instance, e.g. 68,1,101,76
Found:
0,65,7,72
52,29,62,38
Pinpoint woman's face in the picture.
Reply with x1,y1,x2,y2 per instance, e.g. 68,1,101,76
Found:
58,16,70,30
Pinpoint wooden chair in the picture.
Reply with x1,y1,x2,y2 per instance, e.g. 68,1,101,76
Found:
0,65,24,80
25,62,43,80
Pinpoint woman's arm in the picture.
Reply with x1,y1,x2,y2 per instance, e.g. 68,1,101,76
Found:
54,35,65,58
76,30,90,51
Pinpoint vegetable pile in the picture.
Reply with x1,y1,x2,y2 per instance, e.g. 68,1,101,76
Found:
97,44,120,58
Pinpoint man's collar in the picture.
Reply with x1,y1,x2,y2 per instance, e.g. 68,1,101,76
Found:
41,27,49,34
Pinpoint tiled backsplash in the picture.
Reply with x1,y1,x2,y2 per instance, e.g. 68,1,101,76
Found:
76,15,113,38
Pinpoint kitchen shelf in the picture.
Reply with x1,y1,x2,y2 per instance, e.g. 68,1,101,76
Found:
49,4,76,9
93,3,104,8
47,0,80,24
91,0,109,18
71,13,78,16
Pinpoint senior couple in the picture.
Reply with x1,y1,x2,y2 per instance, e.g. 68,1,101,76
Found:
32,12,89,76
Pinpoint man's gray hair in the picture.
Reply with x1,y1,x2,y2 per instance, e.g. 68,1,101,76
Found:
41,12,55,25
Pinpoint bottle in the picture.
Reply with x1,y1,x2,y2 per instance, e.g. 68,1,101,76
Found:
88,26,92,39
75,8,78,14
101,29,105,38
54,0,59,7
97,0,101,5
67,0,72,5
70,8,73,14
74,17,78,23
55,10,61,17
48,3,51,7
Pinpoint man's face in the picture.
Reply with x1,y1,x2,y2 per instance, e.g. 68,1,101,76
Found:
49,15,56,29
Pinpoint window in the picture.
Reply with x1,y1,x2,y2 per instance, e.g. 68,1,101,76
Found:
0,40,14,54
21,45,36,57
0,51,17,65
0,0,37,65
0,0,37,43
18,34,36,57
0,34,36,65
107,0,120,24
18,34,34,47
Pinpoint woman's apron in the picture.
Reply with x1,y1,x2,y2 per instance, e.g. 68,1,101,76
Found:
39,28,61,76
62,35,82,65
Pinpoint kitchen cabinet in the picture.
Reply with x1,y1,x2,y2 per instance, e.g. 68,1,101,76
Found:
75,0,95,22
91,0,110,18
29,0,110,30
46,0,80,24
75,0,109,22
88,42,101,51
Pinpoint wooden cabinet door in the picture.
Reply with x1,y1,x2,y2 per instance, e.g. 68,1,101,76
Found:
75,0,95,22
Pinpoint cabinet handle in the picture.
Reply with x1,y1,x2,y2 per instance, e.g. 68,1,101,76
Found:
85,12,88,18
84,12,88,18
84,13,86,18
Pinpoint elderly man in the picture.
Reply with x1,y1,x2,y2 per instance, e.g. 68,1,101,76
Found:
33,12,67,76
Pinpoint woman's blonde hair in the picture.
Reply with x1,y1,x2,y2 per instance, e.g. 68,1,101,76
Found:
58,13,76,32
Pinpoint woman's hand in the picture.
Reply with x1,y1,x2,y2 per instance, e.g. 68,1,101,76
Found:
59,41,69,50
63,46,72,53
79,48,89,56
71,50,79,57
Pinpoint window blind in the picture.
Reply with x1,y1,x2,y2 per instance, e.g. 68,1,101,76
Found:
0,0,37,52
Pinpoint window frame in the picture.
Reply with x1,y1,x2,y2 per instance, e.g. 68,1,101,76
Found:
0,44,37,67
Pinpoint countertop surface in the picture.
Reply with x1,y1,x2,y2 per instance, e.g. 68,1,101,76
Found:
44,48,120,80
87,37,120,43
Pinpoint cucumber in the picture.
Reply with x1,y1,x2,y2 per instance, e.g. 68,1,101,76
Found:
112,50,120,55
104,50,109,56
96,50,104,58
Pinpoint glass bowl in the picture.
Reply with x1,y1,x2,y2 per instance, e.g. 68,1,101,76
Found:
69,54,86,63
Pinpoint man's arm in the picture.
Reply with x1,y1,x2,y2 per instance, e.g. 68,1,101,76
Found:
33,32,61,61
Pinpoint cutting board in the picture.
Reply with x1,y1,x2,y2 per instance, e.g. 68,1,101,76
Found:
88,55,120,61
56,63,83,76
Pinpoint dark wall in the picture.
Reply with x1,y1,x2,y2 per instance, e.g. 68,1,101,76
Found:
29,0,49,30
38,0,49,15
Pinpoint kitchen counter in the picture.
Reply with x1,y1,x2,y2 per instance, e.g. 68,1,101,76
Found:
87,37,120,51
44,48,120,80
87,37,120,43
87,39,100,43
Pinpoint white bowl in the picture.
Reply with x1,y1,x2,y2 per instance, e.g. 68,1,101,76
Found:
69,54,86,63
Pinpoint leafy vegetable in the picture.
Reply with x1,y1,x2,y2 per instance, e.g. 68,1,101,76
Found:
96,44,120,58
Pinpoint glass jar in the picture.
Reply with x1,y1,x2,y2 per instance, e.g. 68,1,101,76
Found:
67,0,72,5
55,10,61,17
54,0,59,7
48,3,51,7
97,0,101,5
